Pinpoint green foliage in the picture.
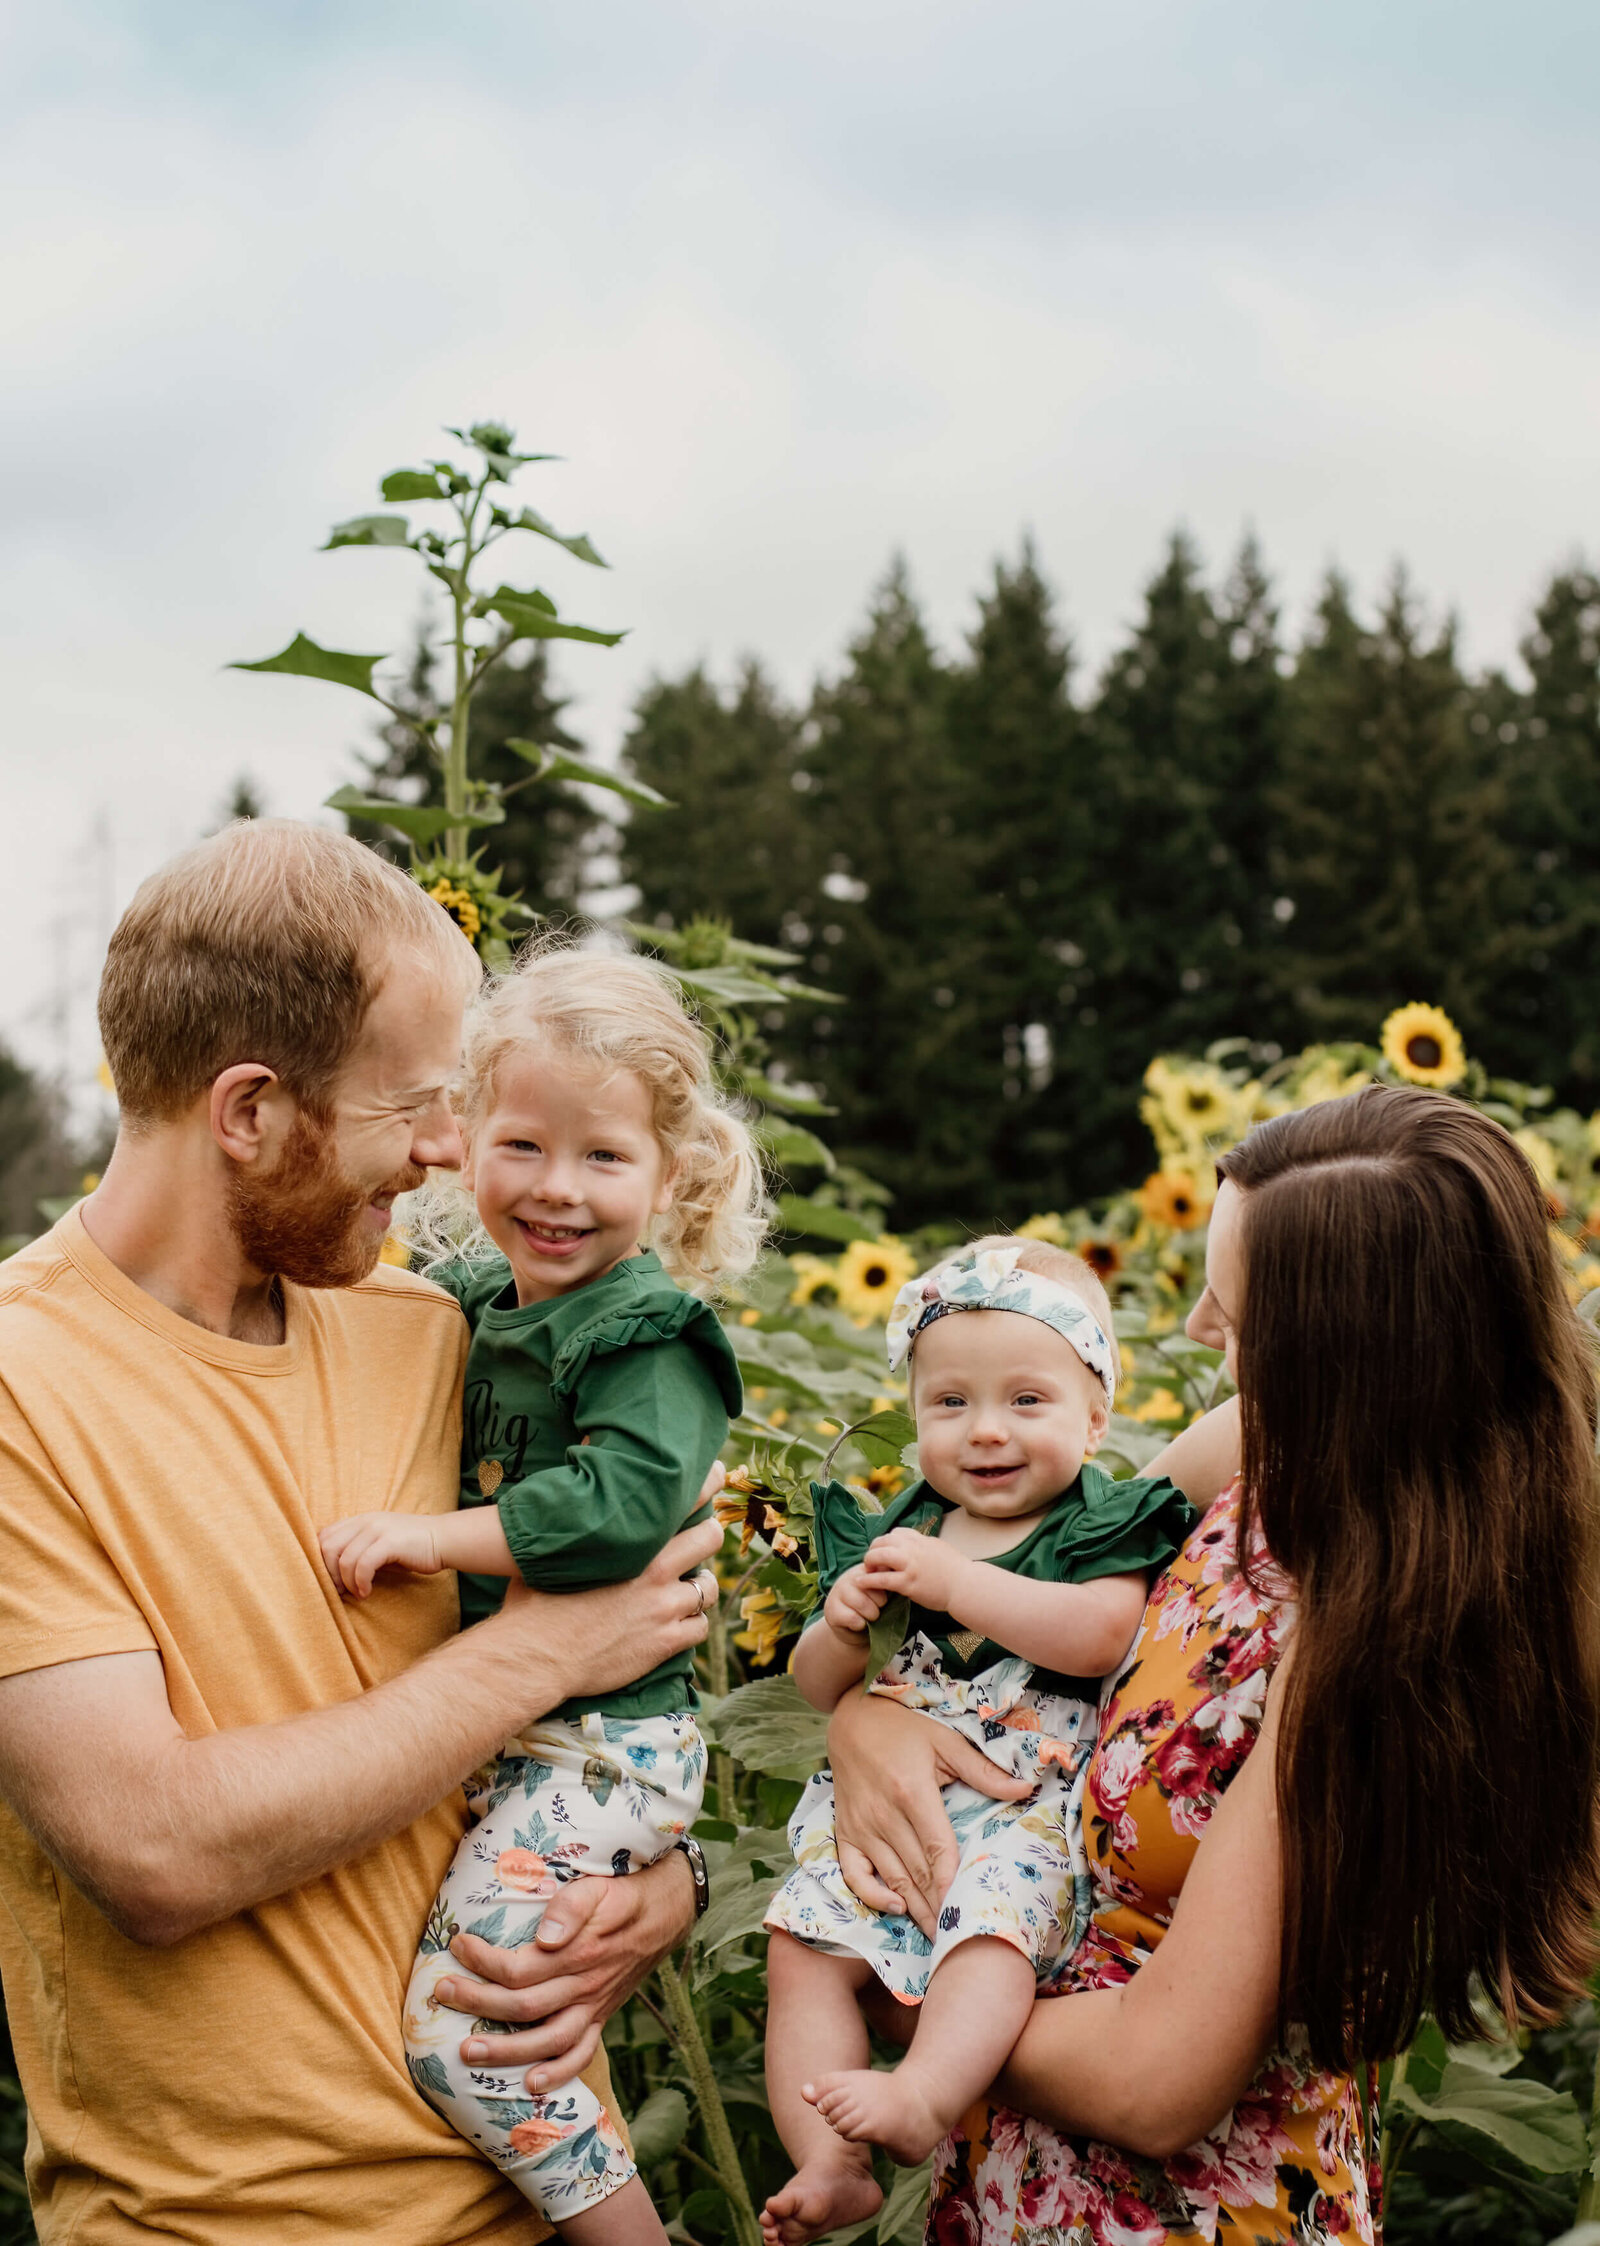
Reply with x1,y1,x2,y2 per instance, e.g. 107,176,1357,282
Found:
232,419,640,951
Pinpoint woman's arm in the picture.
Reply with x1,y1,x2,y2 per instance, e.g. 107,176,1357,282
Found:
995,1665,1284,2158
1145,1394,1241,1513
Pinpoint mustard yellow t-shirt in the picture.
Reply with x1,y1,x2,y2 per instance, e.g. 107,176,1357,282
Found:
0,1206,618,2244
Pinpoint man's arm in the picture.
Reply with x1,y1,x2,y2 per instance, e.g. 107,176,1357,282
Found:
0,1519,721,1948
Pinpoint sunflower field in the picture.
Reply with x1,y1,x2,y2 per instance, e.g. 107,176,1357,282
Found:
7,990,1600,2246
569,983,1600,2246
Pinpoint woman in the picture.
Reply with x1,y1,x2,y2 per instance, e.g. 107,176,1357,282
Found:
826,1086,1600,2243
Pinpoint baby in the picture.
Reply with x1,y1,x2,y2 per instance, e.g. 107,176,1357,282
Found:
321,944,763,2246
760,1237,1193,2245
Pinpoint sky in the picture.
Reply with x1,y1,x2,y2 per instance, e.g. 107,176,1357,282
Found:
4,0,1599,1110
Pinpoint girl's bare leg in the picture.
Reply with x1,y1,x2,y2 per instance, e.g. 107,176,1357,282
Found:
560,2174,671,2246
807,1937,1035,2167
761,1932,885,2246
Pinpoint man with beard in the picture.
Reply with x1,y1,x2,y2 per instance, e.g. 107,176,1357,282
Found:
0,822,721,2245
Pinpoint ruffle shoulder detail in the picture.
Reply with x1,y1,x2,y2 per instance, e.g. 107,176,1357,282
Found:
809,1477,942,1596
548,1284,744,1418
1046,1462,1196,1585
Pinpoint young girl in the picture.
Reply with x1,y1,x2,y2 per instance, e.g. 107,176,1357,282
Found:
320,945,764,2246
760,1237,1193,2246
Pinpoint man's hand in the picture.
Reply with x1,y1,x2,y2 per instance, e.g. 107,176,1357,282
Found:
861,1525,962,1611
320,1512,443,1598
822,1563,885,1641
827,1687,1031,1937
432,1850,697,2091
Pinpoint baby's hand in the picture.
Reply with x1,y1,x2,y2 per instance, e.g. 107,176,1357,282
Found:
319,1512,444,1599
823,1564,885,1641
861,1525,961,1609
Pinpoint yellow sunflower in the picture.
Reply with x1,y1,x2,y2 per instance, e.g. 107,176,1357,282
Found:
1380,1003,1466,1089
788,1253,839,1308
735,1587,785,1667
1017,1212,1070,1246
1136,1169,1214,1232
1129,1386,1186,1424
427,878,483,945
835,1235,917,1324
1290,1054,1370,1110
378,1233,412,1269
1077,1237,1124,1282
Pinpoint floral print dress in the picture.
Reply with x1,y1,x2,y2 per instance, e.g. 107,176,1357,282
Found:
926,1480,1379,2246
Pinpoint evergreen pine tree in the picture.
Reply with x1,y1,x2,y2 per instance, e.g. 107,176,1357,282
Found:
1066,532,1289,1195
618,661,815,946
1484,565,1600,1097
785,559,969,1221
1271,570,1516,1047
943,542,1090,1220
349,624,597,915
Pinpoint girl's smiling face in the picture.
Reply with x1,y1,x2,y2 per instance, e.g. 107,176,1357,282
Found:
466,1046,675,1304
911,1308,1110,1520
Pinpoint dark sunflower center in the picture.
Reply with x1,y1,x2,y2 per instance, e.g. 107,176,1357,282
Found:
1172,1194,1193,1216
1185,1091,1215,1114
1406,1034,1443,1069
864,1263,888,1288
1087,1245,1114,1271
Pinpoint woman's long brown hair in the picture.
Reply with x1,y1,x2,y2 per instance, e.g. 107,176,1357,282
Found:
1217,1084,1600,2068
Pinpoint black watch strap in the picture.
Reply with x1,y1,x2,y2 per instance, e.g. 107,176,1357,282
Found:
674,1833,711,1918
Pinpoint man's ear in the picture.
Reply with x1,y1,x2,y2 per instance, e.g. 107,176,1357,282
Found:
1081,1394,1112,1458
210,1065,293,1167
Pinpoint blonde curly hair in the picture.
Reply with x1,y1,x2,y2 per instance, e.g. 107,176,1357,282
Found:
410,938,766,1296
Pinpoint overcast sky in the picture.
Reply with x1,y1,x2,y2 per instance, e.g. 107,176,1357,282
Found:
4,0,1598,1108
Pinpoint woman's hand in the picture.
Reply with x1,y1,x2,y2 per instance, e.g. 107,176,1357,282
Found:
827,1688,1032,1936
431,1850,697,2092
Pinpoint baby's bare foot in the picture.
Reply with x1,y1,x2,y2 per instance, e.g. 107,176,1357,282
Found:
805,2066,950,2167
759,2156,881,2246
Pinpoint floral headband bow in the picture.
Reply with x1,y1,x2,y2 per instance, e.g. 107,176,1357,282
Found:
885,1240,1118,1409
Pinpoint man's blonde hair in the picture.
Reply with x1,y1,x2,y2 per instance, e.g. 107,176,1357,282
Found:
416,937,767,1296
99,820,473,1126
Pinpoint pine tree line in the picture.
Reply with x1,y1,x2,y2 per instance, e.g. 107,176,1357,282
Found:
354,536,1600,1228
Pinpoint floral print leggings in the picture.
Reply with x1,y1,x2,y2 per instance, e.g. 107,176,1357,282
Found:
404,1710,705,2220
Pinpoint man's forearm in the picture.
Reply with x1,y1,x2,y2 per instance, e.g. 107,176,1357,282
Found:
123,1605,578,1941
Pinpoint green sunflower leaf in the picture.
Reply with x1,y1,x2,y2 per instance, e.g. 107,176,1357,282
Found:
323,788,506,845
381,469,448,501
229,634,389,699
321,514,410,550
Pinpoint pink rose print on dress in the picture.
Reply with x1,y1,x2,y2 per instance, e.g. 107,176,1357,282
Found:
1094,2185,1167,2246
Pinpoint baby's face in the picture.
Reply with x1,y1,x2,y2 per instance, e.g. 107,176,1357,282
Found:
911,1309,1109,1520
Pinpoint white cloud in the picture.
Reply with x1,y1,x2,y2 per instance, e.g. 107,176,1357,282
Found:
3,0,1598,1103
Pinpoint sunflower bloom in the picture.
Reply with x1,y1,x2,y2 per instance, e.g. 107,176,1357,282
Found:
1381,1003,1466,1089
735,1587,785,1667
1017,1213,1070,1246
1076,1237,1124,1281
1130,1386,1186,1424
427,878,483,945
788,1254,839,1308
1137,1169,1213,1232
835,1236,917,1325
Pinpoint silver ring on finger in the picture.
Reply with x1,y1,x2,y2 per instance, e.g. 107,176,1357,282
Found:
695,1573,712,1616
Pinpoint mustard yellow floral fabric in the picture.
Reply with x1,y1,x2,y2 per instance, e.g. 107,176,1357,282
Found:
926,1480,1379,2245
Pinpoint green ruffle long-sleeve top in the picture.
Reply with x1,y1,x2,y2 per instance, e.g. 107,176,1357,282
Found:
436,1248,743,1721
809,1462,1195,1698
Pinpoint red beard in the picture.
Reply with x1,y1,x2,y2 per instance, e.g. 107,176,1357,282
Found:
226,1108,425,1290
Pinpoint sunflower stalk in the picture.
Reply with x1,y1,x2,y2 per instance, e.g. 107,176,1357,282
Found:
655,1956,762,2246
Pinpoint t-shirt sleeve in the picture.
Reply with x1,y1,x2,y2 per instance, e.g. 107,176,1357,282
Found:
497,1337,728,1590
1050,1468,1196,1586
0,1391,157,1679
